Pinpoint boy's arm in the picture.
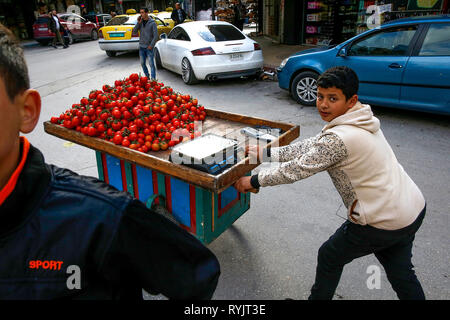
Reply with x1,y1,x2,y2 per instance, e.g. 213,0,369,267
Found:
132,21,140,35
268,135,318,163
256,132,347,187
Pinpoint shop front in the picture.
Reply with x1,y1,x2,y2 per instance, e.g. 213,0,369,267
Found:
302,0,449,46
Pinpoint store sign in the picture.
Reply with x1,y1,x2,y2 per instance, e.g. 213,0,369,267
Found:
366,4,392,29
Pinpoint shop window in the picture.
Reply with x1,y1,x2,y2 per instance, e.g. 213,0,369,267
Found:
419,23,450,56
348,26,417,56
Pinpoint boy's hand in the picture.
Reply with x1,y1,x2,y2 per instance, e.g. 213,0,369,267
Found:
234,176,258,193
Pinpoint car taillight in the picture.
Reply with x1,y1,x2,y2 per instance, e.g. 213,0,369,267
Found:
98,29,104,38
191,47,216,56
132,29,139,37
254,43,261,51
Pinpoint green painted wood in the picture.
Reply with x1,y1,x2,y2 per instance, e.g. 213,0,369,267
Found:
194,185,207,243
124,161,134,196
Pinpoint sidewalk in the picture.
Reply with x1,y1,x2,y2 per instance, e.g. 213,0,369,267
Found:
244,25,313,72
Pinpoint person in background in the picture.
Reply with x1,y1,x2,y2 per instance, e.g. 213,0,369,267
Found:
171,2,187,26
48,10,68,49
133,7,158,80
232,0,246,31
0,23,220,300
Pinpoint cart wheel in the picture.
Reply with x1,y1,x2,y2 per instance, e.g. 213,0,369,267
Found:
146,194,180,226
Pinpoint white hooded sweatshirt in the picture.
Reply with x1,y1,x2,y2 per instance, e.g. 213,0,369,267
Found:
257,102,425,230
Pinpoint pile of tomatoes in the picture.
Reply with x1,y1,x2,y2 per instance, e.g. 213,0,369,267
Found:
50,73,206,153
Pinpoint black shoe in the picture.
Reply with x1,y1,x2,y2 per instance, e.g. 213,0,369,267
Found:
63,45,68,49
52,44,57,48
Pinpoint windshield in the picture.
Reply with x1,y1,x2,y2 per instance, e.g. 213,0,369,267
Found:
106,15,138,26
198,25,245,42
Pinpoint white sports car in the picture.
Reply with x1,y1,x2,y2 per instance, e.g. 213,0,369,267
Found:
154,21,264,84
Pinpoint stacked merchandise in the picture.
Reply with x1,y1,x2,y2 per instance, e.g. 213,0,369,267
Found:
356,0,375,34
304,0,359,45
215,0,235,23
304,1,335,45
245,0,258,24
339,0,359,40
214,0,257,25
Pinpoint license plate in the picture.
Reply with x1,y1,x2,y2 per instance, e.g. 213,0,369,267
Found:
109,33,125,38
230,53,243,61
39,28,47,31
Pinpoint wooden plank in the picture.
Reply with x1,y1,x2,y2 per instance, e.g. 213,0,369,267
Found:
205,108,294,132
43,108,300,192
44,121,217,191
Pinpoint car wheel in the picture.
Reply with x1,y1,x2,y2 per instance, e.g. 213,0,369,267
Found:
65,32,74,45
91,29,98,40
181,58,198,85
106,50,116,57
290,71,319,106
154,48,163,70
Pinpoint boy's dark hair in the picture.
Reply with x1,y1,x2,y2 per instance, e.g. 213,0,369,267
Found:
0,24,30,101
317,66,359,100
140,7,149,13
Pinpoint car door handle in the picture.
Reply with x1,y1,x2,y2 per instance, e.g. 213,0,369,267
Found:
389,63,403,69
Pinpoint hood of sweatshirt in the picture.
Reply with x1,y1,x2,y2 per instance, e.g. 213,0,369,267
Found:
322,101,380,134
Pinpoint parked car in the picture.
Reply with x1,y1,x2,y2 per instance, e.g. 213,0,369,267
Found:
154,21,263,84
33,14,69,46
83,13,112,29
277,15,450,115
32,13,98,46
98,13,172,57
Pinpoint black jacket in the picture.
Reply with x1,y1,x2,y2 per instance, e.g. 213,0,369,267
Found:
0,143,220,299
171,9,187,25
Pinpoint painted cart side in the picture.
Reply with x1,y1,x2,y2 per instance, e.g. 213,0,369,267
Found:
95,151,250,243
44,108,300,244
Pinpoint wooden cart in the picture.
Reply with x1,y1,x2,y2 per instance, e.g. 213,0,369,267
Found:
44,108,299,244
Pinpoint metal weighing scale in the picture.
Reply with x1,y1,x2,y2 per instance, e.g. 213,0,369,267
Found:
169,133,242,175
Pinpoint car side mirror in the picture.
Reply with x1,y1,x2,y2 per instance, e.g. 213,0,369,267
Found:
160,33,167,40
338,47,347,57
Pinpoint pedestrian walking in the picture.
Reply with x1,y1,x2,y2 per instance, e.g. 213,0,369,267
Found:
0,24,220,300
171,2,187,26
133,7,158,80
232,0,246,31
235,66,426,300
48,10,68,49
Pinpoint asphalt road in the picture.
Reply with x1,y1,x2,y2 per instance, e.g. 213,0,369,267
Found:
23,39,450,300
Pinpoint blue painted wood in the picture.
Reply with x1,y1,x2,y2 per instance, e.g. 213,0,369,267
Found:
105,154,123,191
170,177,192,228
135,165,154,201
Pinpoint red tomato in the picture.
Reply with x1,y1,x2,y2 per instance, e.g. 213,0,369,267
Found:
151,143,160,151
113,135,123,145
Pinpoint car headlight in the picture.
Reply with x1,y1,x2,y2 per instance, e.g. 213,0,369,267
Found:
279,57,290,69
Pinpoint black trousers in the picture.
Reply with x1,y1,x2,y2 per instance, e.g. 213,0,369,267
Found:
309,206,426,300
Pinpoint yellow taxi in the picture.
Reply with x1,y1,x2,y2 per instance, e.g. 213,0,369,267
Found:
153,8,193,29
98,12,172,57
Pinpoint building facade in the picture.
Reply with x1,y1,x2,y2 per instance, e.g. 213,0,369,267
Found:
262,0,449,45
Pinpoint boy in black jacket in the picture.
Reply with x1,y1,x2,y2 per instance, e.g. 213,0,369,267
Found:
0,23,220,300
